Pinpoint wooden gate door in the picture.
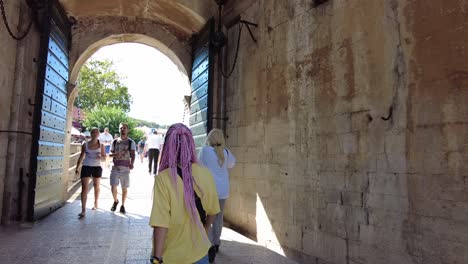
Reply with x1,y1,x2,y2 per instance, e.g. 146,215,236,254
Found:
28,0,70,221
189,19,215,150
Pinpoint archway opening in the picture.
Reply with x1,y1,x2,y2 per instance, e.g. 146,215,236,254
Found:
72,42,191,136
65,36,192,198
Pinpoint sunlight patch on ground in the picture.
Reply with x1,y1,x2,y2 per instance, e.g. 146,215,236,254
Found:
256,193,286,256
67,183,81,203
221,228,257,245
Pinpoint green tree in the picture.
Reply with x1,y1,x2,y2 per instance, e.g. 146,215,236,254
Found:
75,59,132,112
132,117,169,129
83,106,144,141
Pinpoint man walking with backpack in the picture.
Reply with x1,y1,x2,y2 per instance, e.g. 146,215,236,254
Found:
109,123,136,214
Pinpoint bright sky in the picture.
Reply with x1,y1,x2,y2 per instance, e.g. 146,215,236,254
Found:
89,43,190,126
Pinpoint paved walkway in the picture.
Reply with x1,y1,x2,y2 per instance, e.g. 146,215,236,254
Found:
0,161,298,264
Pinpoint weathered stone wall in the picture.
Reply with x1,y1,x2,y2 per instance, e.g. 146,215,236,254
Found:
223,0,468,263
0,1,41,224
403,1,468,263
68,143,82,188
0,0,19,224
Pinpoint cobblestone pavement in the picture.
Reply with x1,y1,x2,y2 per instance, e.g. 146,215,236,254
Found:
0,161,298,264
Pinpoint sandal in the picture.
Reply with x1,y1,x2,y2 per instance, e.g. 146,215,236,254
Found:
78,213,85,218
111,200,119,212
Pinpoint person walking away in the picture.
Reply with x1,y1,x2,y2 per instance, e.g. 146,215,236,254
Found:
98,127,113,168
109,123,136,214
137,136,146,163
145,129,163,175
198,128,236,262
149,123,220,264
75,127,105,218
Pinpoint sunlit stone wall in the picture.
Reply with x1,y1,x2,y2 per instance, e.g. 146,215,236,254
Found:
223,1,468,263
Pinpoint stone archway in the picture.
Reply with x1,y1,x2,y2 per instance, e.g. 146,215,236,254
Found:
63,31,193,191
0,0,215,224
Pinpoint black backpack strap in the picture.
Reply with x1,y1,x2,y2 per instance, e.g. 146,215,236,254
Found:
176,167,207,224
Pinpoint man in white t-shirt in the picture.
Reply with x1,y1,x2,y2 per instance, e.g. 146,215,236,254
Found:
145,129,164,175
99,127,114,168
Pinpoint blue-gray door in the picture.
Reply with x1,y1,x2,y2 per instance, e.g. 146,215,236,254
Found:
190,19,214,149
28,1,70,220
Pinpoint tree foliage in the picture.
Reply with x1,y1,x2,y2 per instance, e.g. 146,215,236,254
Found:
82,106,144,141
132,118,169,129
75,59,132,112
129,127,145,142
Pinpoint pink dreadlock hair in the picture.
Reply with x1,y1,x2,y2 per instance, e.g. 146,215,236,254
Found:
158,123,205,232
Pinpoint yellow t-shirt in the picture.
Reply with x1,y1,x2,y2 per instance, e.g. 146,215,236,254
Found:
149,163,220,264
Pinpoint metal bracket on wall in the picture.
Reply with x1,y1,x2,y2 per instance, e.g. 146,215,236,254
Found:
28,98,36,106
219,18,258,79
239,19,258,43
381,106,393,121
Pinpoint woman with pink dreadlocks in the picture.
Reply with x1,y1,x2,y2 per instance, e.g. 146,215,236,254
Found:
149,123,220,264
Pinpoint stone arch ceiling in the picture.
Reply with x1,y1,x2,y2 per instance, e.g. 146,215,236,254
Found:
59,0,214,35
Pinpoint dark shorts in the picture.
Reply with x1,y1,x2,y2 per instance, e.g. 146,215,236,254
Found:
80,166,103,178
105,145,111,154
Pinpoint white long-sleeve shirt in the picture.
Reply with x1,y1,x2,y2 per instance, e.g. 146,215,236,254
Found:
198,146,236,199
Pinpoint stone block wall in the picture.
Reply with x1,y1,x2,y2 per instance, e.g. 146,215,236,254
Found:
0,0,19,223
403,1,468,263
223,0,468,263
0,1,41,224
